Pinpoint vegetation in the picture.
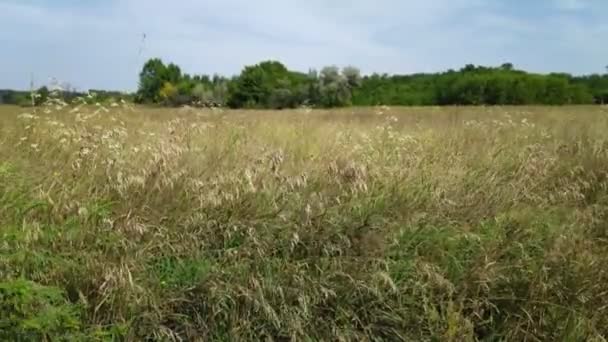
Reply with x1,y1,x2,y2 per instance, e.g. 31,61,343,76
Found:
3,60,607,109
133,59,608,108
0,88,132,107
2,98,608,340
135,58,231,107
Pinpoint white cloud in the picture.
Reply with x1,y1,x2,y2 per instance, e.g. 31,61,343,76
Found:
555,0,587,11
1,0,607,90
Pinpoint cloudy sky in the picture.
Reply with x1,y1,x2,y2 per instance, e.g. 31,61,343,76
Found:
1,0,607,91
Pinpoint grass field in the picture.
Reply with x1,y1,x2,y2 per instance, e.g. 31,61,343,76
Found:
2,103,608,340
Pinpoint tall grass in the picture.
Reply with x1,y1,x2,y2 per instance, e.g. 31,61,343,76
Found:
1,101,608,340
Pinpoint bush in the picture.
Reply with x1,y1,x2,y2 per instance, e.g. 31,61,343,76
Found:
0,279,82,340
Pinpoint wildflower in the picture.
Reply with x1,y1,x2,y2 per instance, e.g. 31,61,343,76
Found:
78,207,88,217
80,147,91,156
18,113,35,120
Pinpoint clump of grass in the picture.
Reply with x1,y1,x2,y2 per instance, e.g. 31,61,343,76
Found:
1,101,608,340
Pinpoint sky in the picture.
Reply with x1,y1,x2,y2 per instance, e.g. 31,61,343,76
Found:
1,0,607,91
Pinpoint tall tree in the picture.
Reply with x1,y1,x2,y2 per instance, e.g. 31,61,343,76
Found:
136,58,168,103
227,60,293,108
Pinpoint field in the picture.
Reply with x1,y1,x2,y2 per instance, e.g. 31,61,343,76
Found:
2,103,608,341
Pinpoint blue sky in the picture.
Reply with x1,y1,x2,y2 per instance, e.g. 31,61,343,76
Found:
1,0,607,91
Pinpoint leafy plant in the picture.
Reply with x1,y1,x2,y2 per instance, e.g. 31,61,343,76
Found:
0,279,82,341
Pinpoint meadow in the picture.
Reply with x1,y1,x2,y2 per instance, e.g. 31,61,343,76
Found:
1,102,608,341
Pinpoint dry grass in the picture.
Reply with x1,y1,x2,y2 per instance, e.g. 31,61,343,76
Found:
2,102,608,340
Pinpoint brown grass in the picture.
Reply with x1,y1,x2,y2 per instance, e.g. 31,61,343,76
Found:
1,102,608,340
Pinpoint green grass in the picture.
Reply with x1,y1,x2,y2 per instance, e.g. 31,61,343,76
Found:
1,103,608,340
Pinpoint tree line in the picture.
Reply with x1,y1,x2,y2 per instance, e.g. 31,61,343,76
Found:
0,87,132,107
135,59,608,108
2,59,607,108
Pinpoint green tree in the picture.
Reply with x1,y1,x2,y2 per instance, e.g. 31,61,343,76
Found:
192,83,213,103
136,58,168,103
543,76,569,105
34,86,49,106
165,63,182,84
134,58,597,108
342,66,362,88
316,66,353,107
227,60,294,108
501,62,514,71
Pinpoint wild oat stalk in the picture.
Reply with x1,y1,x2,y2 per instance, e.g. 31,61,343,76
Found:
1,103,608,340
